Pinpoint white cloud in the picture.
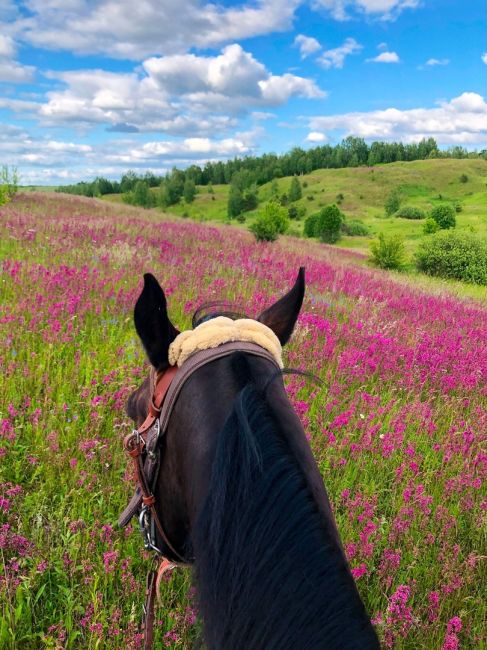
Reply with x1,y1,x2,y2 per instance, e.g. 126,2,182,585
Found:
251,111,276,121
367,51,400,63
0,34,15,58
0,121,264,184
306,131,327,142
312,0,419,21
482,53,487,65
19,45,323,135
18,0,300,59
144,45,267,98
294,34,321,59
308,92,487,145
425,58,449,66
124,137,253,162
259,73,325,103
317,37,362,69
0,35,35,83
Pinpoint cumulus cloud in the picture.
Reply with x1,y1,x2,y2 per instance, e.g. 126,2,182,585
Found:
482,53,487,65
367,51,400,63
0,35,35,82
306,131,327,142
294,34,322,59
25,45,323,134
312,0,419,21
308,92,487,144
317,37,362,68
18,0,300,59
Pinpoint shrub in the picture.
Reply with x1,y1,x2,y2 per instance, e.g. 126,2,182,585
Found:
415,231,487,285
395,206,425,220
341,219,369,236
123,180,154,208
336,193,344,202
242,187,259,211
288,205,298,220
459,174,469,183
307,194,314,201
316,204,343,243
454,201,463,213
304,213,320,238
370,234,406,270
250,200,289,242
423,218,440,234
385,189,401,216
431,204,456,229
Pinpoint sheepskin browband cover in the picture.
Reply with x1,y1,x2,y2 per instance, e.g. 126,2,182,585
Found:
168,316,283,369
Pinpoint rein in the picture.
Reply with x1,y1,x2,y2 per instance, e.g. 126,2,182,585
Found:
119,341,281,649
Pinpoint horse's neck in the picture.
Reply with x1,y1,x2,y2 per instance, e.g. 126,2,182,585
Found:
191,385,379,650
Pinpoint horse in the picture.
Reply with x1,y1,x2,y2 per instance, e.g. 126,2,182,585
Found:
123,268,380,649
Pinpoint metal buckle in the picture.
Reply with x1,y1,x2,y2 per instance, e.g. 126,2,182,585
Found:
147,420,160,460
138,505,162,555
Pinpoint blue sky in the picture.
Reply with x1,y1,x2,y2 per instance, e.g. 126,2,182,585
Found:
1,0,486,184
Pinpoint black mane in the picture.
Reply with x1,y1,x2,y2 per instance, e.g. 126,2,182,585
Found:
192,375,379,649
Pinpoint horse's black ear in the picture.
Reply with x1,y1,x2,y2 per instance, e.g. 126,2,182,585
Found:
134,273,179,369
258,267,305,346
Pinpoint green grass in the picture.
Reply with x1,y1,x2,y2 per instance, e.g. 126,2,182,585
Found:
1,193,486,648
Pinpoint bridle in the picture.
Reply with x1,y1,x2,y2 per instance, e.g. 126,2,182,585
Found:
119,341,281,649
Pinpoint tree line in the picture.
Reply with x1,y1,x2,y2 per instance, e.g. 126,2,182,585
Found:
55,137,487,202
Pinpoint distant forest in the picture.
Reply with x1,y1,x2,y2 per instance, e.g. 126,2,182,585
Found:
56,137,487,201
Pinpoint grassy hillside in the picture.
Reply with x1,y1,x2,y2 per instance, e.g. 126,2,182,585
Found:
103,159,487,253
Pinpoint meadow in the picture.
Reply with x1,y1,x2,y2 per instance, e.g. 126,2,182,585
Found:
111,158,487,254
1,192,486,649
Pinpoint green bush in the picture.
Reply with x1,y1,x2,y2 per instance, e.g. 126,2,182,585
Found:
459,174,469,183
395,206,425,220
316,204,343,243
288,205,298,220
122,180,155,208
341,219,369,236
250,200,289,242
431,204,456,229
304,213,320,238
415,230,487,285
385,189,401,216
370,233,406,270
423,218,440,234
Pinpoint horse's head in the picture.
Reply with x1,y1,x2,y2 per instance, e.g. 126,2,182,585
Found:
126,269,306,555
124,268,379,649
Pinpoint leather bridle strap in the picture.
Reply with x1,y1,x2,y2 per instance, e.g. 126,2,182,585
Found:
122,342,281,650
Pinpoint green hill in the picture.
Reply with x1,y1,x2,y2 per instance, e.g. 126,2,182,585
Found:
144,158,485,251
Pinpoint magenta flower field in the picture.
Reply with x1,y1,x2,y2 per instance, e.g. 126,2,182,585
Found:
1,193,485,649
